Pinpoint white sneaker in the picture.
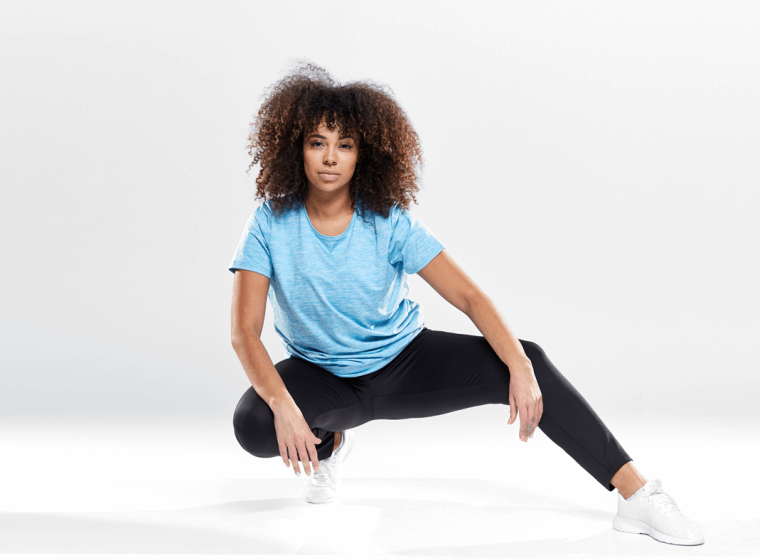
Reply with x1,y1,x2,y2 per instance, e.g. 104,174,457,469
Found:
302,429,354,504
613,479,705,545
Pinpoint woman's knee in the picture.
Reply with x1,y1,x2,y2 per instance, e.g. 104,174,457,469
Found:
519,339,545,363
519,339,556,377
232,388,278,458
519,339,568,392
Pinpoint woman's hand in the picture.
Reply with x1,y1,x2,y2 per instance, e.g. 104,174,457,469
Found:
271,399,322,476
507,361,544,442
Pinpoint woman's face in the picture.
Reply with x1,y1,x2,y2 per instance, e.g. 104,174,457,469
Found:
302,120,359,198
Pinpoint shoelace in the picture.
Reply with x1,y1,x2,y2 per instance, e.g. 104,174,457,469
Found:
646,485,681,515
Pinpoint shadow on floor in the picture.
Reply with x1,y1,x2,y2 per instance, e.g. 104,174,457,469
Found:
0,478,754,557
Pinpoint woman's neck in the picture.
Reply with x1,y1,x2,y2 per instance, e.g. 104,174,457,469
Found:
304,191,354,221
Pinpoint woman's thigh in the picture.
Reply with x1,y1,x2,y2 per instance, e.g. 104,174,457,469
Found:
353,327,633,490
232,356,369,458
350,327,523,420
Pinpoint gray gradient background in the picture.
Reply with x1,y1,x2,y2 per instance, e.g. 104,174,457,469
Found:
1,0,758,428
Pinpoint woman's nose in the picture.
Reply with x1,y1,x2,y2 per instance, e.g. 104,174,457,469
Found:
323,146,337,165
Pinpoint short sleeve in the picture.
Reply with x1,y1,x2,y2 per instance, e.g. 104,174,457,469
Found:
228,202,273,278
388,206,445,274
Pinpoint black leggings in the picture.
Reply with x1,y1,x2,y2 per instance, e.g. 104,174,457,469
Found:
232,327,633,491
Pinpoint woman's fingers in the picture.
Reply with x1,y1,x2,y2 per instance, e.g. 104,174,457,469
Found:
519,400,539,442
532,398,543,438
522,403,532,441
521,396,544,440
287,445,300,476
519,406,531,441
279,440,290,468
308,439,320,473
297,441,312,476
284,443,303,476
509,370,544,441
282,437,322,477
294,438,322,476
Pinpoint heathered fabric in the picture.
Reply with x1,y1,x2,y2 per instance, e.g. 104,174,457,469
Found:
229,198,445,378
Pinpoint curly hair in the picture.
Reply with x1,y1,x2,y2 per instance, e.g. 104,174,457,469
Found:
246,62,424,221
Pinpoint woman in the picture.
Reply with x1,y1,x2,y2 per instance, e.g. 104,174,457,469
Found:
228,63,704,546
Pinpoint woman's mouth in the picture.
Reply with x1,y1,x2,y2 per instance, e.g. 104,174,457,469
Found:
318,172,340,182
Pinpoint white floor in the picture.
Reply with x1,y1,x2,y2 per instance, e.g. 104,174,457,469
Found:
1,406,757,559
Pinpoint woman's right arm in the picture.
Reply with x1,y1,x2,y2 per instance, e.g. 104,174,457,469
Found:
230,270,322,476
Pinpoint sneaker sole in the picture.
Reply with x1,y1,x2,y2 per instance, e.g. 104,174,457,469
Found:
302,494,337,504
612,514,705,545
301,480,344,505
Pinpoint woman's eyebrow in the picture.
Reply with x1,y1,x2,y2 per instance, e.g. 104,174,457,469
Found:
307,134,355,140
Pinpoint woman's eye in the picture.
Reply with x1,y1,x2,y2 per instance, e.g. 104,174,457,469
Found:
309,141,352,149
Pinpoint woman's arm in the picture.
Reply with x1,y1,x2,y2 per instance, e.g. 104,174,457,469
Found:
231,270,292,408
417,250,542,441
417,249,531,370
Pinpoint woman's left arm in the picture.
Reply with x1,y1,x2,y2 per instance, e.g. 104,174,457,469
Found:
465,292,544,442
417,249,543,442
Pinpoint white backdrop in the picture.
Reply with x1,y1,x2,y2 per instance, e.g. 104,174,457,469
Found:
1,0,758,426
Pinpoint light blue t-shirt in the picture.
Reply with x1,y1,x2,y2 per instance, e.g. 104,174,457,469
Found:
228,198,445,378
